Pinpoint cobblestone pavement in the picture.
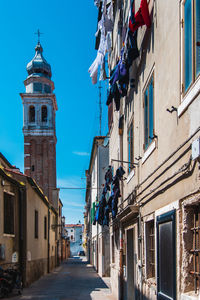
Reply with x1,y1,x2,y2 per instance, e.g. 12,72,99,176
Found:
4,257,116,300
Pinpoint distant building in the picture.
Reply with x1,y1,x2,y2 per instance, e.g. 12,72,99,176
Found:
65,224,84,256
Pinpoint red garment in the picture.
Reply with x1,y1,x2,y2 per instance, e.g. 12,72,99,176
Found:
129,0,151,33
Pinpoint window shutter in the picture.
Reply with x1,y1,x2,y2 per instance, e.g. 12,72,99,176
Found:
184,0,192,91
196,0,200,77
144,89,148,150
149,78,154,141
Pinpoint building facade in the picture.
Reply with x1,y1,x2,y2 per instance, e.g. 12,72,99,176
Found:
87,0,200,299
85,136,111,277
20,40,58,208
0,153,59,286
65,224,83,256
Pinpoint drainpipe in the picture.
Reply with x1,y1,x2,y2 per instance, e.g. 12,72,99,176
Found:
47,208,50,273
138,210,143,300
119,223,124,300
19,187,26,286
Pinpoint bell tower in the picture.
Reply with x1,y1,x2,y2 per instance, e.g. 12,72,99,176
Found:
20,39,58,207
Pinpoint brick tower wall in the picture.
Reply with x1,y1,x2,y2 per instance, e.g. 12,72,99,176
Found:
24,136,57,204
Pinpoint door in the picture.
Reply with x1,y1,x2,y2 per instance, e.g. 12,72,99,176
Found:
126,228,137,300
157,210,176,300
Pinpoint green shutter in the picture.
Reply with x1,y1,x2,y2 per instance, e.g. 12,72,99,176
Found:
144,89,148,150
184,0,192,91
149,77,154,142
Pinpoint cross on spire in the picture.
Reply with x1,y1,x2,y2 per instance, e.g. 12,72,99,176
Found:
35,29,43,43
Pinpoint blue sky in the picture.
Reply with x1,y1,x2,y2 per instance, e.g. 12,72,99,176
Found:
0,0,108,224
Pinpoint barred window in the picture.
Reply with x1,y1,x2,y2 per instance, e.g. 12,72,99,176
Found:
146,220,155,278
190,206,200,293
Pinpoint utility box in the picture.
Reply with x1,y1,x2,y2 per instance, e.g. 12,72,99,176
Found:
192,138,200,160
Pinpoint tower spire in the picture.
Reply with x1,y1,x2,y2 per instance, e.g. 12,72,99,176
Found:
35,29,43,43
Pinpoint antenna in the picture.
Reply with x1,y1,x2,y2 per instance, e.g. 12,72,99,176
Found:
98,82,102,136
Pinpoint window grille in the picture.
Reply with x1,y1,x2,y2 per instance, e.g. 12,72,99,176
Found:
146,220,155,278
190,206,200,293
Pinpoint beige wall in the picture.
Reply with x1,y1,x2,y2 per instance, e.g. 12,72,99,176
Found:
0,176,20,266
108,0,200,299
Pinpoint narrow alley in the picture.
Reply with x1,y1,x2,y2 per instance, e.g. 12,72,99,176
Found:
6,258,115,300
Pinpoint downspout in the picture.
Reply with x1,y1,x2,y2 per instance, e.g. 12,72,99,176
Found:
138,210,143,300
96,144,99,273
19,187,26,287
47,207,50,273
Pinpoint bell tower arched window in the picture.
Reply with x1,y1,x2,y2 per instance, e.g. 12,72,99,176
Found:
41,106,47,122
29,106,35,123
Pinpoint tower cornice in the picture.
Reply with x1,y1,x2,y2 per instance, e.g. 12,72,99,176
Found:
20,93,58,111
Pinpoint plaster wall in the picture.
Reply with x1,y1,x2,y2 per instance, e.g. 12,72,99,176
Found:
0,180,20,265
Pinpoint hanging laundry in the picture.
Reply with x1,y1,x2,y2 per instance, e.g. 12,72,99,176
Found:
127,29,139,67
116,166,125,179
89,0,114,84
129,0,151,33
94,0,102,8
106,83,121,111
99,57,107,81
95,1,103,50
89,27,106,84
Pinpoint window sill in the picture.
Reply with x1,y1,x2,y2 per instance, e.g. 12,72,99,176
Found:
142,141,156,164
181,292,199,300
3,234,15,238
126,169,135,183
178,76,200,117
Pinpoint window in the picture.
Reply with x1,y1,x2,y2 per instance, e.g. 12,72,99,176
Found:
128,120,134,173
35,210,38,239
190,206,200,293
41,106,47,122
71,235,73,240
71,229,73,232
29,106,35,123
144,75,154,151
80,235,82,240
146,220,155,279
183,0,200,92
33,82,42,93
44,84,51,94
4,192,14,235
44,216,47,240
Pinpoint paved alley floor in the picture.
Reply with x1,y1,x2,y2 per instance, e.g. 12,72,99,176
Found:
5,257,115,300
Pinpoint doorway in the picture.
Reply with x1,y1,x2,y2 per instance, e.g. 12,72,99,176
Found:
157,210,176,300
126,227,137,300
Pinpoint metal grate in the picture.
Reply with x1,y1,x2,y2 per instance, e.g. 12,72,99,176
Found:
149,221,155,278
190,207,200,293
